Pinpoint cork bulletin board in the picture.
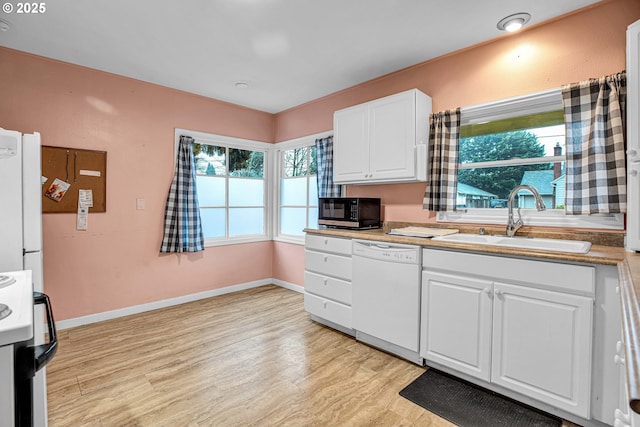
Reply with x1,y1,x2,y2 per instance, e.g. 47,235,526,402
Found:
41,146,107,213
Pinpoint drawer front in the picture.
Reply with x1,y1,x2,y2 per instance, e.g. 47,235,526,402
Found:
304,292,352,329
305,250,352,281
423,248,594,295
305,271,352,305
305,234,352,255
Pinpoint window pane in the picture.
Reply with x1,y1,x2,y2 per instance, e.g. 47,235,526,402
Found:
194,143,226,175
283,147,309,177
200,208,226,238
229,178,263,206
308,176,318,206
229,208,263,235
458,122,565,209
309,146,317,175
281,177,308,206
229,148,264,177
458,162,565,208
196,176,225,206
308,208,318,229
280,207,307,236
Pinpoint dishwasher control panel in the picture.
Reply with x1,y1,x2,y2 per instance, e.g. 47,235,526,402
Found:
352,240,420,264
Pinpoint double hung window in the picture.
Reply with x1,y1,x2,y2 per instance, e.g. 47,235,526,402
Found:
438,90,623,229
176,130,270,246
278,143,318,238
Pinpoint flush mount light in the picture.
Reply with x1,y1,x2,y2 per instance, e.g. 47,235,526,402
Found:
497,12,531,32
234,81,249,89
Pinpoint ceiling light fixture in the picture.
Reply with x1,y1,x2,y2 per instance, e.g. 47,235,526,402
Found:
234,81,249,89
497,13,531,32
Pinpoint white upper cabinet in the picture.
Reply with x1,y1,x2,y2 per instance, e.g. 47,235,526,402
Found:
333,89,432,184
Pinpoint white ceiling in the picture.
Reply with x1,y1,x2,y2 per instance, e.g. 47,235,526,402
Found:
0,0,600,113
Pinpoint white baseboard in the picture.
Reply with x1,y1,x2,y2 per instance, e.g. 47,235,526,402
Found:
56,279,303,330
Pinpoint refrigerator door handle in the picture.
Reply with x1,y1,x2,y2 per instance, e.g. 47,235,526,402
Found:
32,292,58,372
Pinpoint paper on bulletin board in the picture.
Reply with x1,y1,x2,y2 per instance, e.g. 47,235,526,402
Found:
76,189,93,231
78,189,93,208
77,206,88,231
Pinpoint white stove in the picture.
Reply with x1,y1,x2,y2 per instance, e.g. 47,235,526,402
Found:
0,270,33,347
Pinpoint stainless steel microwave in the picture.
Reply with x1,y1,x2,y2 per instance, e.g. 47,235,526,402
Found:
318,197,381,229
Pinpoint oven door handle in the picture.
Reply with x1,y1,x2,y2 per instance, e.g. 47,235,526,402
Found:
33,291,58,372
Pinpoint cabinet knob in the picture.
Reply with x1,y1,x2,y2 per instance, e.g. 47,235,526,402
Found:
483,287,492,297
324,256,328,262
494,289,503,297
630,169,639,177
627,149,638,158
615,354,626,365
323,278,328,286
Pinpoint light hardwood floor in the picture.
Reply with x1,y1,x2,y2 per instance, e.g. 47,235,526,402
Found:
45,285,569,426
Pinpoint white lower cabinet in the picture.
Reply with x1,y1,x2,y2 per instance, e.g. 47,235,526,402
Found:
491,282,593,418
304,235,353,331
421,271,493,381
421,249,594,419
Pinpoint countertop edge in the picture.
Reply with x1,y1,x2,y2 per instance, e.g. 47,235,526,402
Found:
619,259,640,414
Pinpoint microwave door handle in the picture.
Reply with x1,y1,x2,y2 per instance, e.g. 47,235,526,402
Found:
32,292,58,372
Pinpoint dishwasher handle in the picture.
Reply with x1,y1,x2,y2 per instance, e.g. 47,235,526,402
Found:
352,240,420,263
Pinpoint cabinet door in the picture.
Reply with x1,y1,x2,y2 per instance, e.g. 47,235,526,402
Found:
333,103,369,183
421,271,493,381
368,91,416,181
491,282,593,418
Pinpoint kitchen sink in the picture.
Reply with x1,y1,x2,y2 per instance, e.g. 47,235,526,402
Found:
432,233,592,254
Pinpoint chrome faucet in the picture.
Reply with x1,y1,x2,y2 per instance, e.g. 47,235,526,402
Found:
506,185,546,237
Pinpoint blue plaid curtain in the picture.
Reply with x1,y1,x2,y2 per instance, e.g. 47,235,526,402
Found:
160,135,205,253
562,72,627,214
316,136,342,197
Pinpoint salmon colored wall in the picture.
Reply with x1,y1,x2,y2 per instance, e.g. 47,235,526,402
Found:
0,48,276,320
273,0,640,281
2,0,639,321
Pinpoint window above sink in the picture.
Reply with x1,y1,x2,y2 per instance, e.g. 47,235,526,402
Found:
437,89,624,231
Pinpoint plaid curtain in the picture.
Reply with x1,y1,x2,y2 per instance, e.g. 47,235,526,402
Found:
316,136,342,197
160,135,205,253
423,108,461,211
562,72,627,214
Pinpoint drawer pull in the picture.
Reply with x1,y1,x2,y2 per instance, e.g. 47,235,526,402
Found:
323,278,328,286
615,354,626,365
324,256,328,262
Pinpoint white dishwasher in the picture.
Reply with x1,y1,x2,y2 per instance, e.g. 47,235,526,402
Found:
352,240,423,365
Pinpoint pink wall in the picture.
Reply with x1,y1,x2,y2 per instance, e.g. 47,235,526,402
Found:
2,0,639,321
273,0,640,282
1,49,276,320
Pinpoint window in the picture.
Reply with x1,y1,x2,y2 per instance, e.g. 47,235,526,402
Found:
278,143,318,238
274,131,335,243
458,111,565,210
175,129,270,246
438,90,623,229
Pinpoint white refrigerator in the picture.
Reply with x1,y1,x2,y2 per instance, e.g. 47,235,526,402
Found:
0,128,49,426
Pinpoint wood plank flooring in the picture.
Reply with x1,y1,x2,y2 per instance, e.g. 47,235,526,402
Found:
45,285,567,426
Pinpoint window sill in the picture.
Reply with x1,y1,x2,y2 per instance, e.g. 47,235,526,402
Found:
437,208,624,230
273,235,305,245
203,235,271,247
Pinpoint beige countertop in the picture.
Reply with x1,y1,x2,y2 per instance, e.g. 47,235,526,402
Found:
304,225,640,414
